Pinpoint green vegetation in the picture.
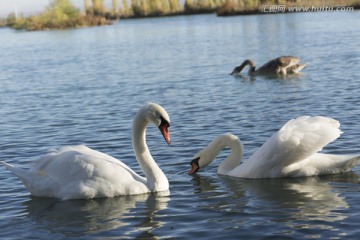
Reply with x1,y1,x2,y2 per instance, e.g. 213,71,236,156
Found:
128,0,181,18
9,0,80,30
124,0,359,17
5,0,111,31
2,0,359,31
184,0,225,14
217,0,259,15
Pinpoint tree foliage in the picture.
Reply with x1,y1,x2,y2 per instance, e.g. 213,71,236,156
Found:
6,0,359,30
129,0,181,17
8,0,110,31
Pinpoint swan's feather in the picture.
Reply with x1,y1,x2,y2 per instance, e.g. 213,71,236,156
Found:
228,116,345,178
279,56,300,67
256,56,300,74
282,153,360,177
2,145,149,200
192,116,359,178
276,116,341,165
2,147,147,200
1,103,170,200
33,145,147,184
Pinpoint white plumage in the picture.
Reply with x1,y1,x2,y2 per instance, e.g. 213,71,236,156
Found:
189,116,360,178
2,103,171,200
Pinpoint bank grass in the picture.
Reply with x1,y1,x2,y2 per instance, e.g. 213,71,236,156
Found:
7,0,111,31
5,0,359,31
9,13,111,31
183,0,225,14
123,0,182,18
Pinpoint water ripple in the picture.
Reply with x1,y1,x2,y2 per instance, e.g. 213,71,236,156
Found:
1,12,360,239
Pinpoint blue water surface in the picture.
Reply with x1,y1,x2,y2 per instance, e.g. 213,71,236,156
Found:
0,12,359,239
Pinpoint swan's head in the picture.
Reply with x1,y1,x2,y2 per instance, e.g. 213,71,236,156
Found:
189,133,242,175
230,59,256,75
144,103,171,144
230,65,244,75
188,142,220,175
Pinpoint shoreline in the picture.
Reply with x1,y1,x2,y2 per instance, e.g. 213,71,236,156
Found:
1,1,359,31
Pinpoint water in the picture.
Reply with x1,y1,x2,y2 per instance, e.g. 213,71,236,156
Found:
0,12,360,239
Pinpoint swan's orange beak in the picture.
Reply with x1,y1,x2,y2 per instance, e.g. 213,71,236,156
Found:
189,157,200,175
159,125,171,144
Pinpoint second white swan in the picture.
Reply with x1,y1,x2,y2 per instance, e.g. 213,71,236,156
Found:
2,103,171,200
189,116,360,178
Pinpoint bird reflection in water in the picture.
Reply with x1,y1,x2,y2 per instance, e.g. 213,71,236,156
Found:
190,173,358,223
23,191,170,238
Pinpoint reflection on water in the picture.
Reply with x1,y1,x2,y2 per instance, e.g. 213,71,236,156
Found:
191,173,359,229
287,179,348,222
1,11,360,239
24,192,169,238
232,72,306,82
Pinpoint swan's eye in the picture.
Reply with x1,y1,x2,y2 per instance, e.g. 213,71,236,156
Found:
160,116,170,127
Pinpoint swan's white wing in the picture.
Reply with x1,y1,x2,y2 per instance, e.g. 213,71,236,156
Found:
282,153,360,177
273,116,341,165
229,116,342,178
2,145,149,199
33,145,146,184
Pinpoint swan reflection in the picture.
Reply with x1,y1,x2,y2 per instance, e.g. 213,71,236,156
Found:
24,191,169,238
191,173,358,222
231,72,304,81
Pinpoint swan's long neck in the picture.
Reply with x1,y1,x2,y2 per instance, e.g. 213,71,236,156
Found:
217,136,244,175
245,59,256,74
132,111,168,192
201,134,244,175
231,60,256,75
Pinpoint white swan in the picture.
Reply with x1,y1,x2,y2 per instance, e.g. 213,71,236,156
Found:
189,116,360,178
230,56,307,76
1,103,171,200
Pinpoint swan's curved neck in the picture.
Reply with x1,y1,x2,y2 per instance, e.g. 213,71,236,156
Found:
235,60,256,75
217,136,243,175
245,59,256,74
204,135,244,175
132,111,168,192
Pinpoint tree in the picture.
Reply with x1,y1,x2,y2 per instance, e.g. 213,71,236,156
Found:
121,0,132,17
40,0,80,28
92,0,106,15
84,0,91,14
169,0,180,12
112,0,118,15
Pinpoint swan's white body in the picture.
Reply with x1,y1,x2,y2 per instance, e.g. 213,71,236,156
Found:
189,116,360,178
2,103,171,200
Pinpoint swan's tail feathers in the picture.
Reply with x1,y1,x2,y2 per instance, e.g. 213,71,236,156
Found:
316,154,360,175
2,161,17,172
282,154,360,177
290,62,308,74
1,161,33,184
338,155,360,172
287,56,301,67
